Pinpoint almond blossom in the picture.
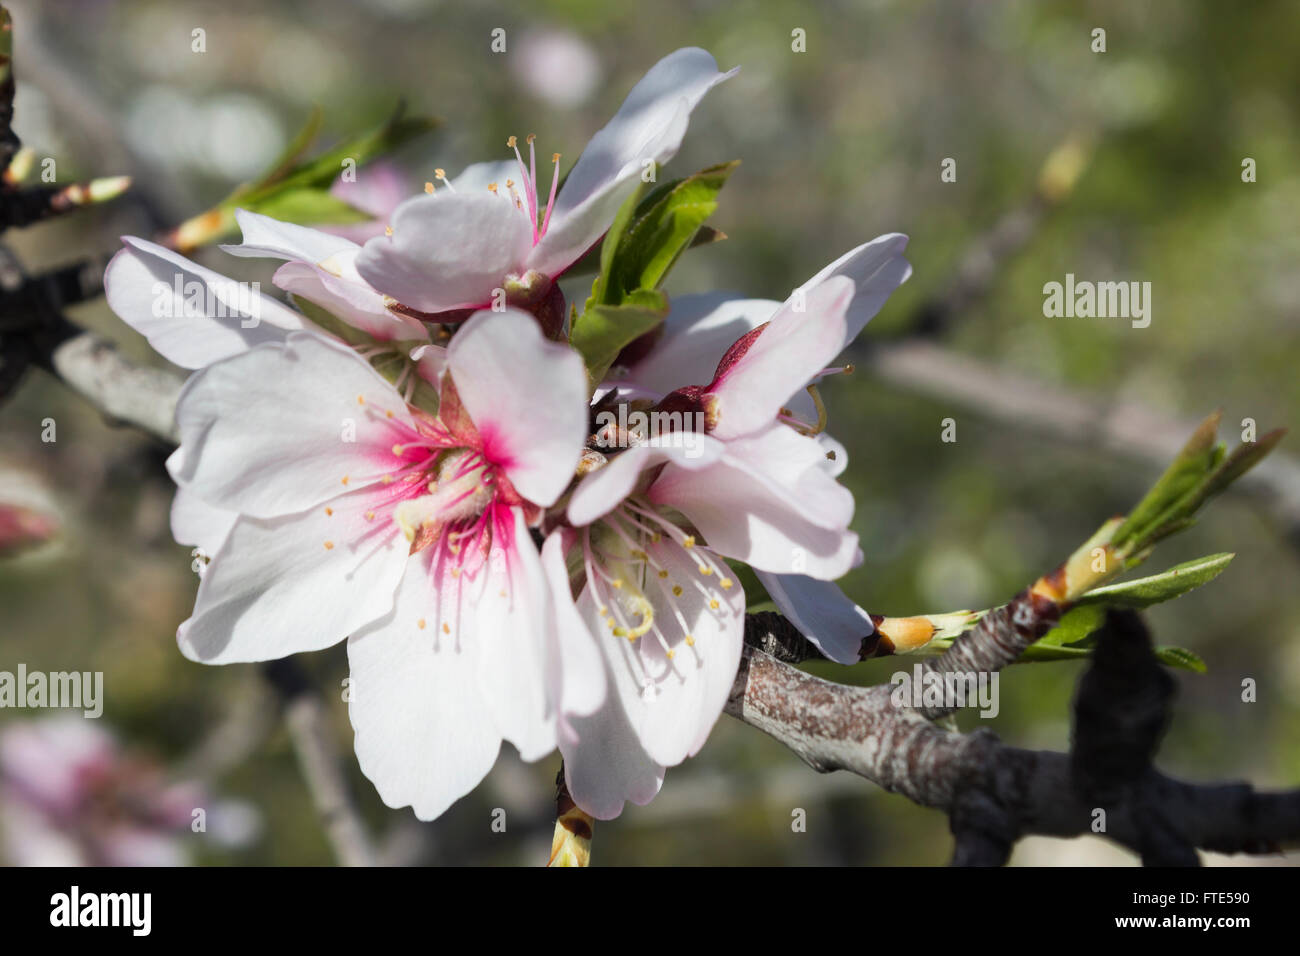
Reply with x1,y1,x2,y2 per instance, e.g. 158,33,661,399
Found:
602,234,913,666
353,47,735,319
547,239,911,817
168,310,602,819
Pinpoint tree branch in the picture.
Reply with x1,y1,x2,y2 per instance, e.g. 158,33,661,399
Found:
732,609,1300,865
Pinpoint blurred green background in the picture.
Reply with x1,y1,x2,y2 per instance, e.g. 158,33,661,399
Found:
1,0,1297,865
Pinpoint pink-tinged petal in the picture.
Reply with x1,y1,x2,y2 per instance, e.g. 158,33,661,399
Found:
409,343,447,386
755,572,873,665
559,700,665,821
170,332,417,518
567,433,724,527
529,48,736,277
355,192,533,313
221,208,358,264
618,294,778,397
104,238,312,369
576,534,745,768
541,531,606,731
796,233,912,347
324,162,410,241
447,309,587,507
224,209,425,340
274,257,427,342
0,717,116,813
347,547,503,822
650,424,859,578
708,276,854,441
179,484,409,664
469,508,558,762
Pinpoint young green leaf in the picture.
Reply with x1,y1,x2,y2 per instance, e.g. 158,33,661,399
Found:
1074,553,1234,609
570,290,669,389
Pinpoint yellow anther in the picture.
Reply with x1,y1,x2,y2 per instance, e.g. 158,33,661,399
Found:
709,599,720,610
385,410,395,419
505,179,514,188
418,618,426,630
526,133,536,144
365,511,375,521
442,622,450,634
487,182,498,193
385,226,393,236
682,536,695,548
658,569,669,579
685,635,696,647
324,541,335,550
434,167,446,178
699,566,712,576
720,578,734,589
552,152,560,163
424,182,434,194
325,507,333,516
599,606,609,617
357,395,365,405
381,475,394,485
506,136,517,148
341,476,349,486
611,579,624,589
665,649,675,659
450,567,461,578
672,586,683,597
392,444,404,456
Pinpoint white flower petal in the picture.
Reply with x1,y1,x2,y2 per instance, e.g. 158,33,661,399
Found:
105,238,311,369
347,548,503,821
756,571,873,665
796,233,912,347
170,332,417,518
619,294,779,396
529,48,736,277
448,309,587,507
576,533,744,768
567,433,724,527
469,508,558,762
650,424,859,578
709,276,854,441
541,531,606,728
180,485,409,664
355,192,533,313
221,208,358,265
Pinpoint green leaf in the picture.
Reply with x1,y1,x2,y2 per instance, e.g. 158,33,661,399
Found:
1155,646,1208,673
570,290,669,389
585,180,649,309
244,188,374,227
252,106,323,191
567,224,726,277
1074,553,1233,609
603,161,738,300
1112,412,1222,548
1037,604,1106,648
172,103,437,249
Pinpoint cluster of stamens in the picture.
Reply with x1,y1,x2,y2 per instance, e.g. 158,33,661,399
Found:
581,499,735,679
